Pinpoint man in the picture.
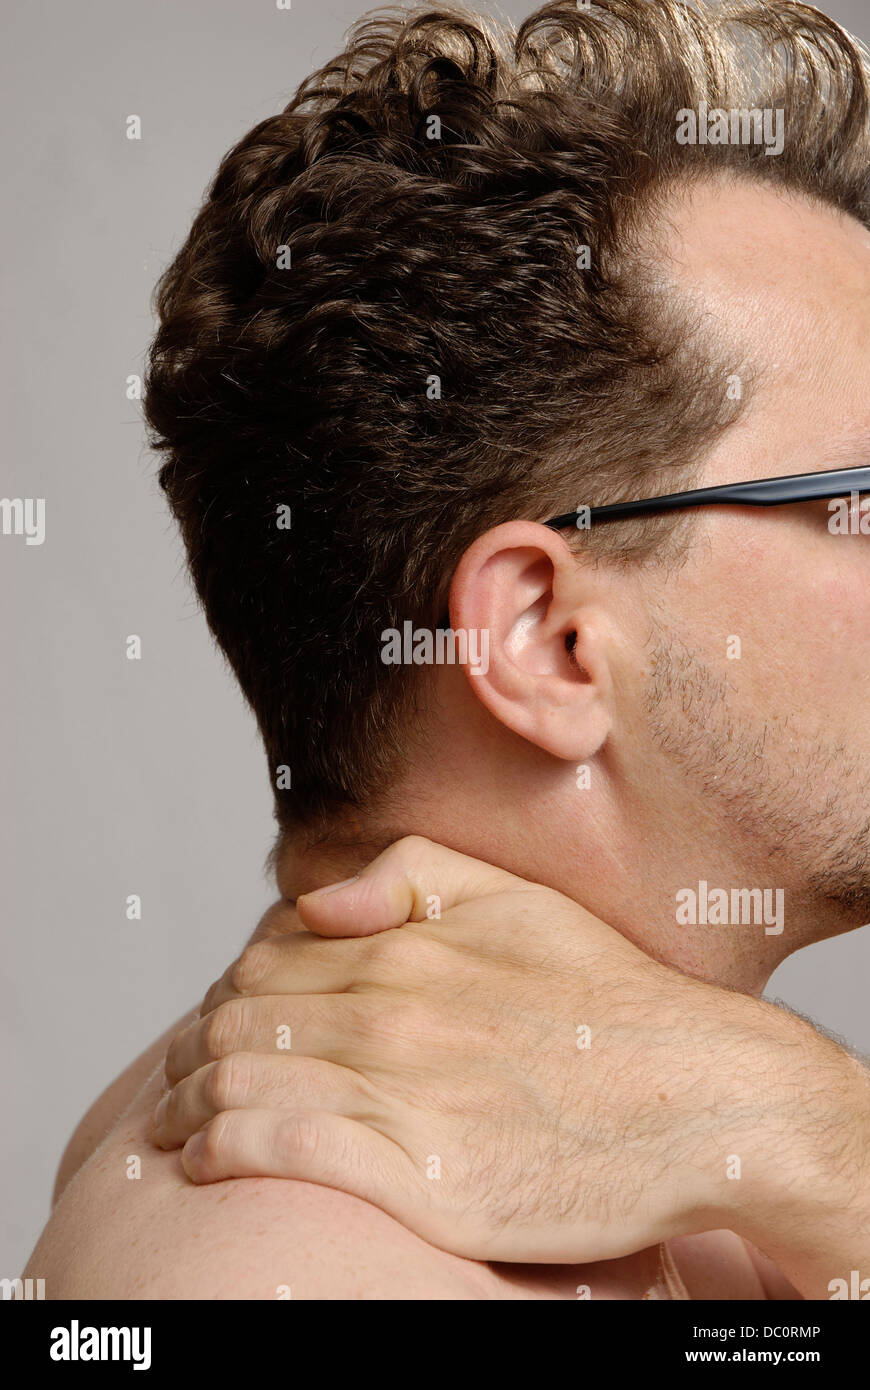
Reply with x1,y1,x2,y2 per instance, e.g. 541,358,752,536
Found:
24,0,870,1298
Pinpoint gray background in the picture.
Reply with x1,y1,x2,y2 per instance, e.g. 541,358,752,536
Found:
3,0,869,1278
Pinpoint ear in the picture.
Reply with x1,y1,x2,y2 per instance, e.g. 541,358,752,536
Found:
448,520,614,760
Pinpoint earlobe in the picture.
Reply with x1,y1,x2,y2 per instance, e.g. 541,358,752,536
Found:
448,521,613,761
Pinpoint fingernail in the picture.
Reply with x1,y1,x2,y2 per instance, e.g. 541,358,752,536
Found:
304,874,360,898
182,1131,206,1169
151,1093,168,1133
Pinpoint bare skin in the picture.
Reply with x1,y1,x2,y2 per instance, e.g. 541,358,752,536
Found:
25,175,870,1299
35,972,780,1300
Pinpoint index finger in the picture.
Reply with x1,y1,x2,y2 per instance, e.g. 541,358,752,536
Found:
199,931,372,1016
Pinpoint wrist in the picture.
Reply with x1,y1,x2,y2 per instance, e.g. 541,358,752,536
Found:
722,1005,870,1297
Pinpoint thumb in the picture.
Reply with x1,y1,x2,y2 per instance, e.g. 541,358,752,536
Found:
296,835,526,938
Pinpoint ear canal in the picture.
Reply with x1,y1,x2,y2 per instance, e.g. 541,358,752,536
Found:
565,629,592,681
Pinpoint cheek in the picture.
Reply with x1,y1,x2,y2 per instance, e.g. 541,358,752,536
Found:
733,571,868,711
681,564,821,705
816,574,870,638
653,527,869,712
811,574,870,697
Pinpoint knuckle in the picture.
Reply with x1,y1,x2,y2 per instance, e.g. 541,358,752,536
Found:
229,943,272,997
391,834,434,872
164,1036,183,1085
365,997,426,1048
395,833,433,856
198,1111,235,1167
369,926,444,978
364,927,408,971
202,1000,246,1060
163,1084,180,1126
206,1052,254,1112
274,1112,323,1165
200,977,224,1015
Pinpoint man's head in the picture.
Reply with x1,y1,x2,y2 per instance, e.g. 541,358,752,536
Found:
145,0,870,986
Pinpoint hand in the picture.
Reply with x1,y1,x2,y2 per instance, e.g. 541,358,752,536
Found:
151,837,867,1273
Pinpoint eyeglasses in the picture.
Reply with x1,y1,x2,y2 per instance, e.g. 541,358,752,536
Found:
543,465,870,530
436,466,870,628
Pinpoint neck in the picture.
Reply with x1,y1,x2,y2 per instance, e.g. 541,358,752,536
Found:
274,820,790,999
276,834,394,903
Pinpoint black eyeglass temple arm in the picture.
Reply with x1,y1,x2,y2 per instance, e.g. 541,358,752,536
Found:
544,465,870,530
436,467,870,626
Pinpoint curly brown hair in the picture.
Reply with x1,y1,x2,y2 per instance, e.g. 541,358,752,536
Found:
144,0,870,839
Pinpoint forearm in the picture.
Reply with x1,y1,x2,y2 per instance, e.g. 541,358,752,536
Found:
729,1013,870,1300
756,1207,870,1301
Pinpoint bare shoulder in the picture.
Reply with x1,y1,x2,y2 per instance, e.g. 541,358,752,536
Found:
51,1012,197,1205
26,1066,491,1301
